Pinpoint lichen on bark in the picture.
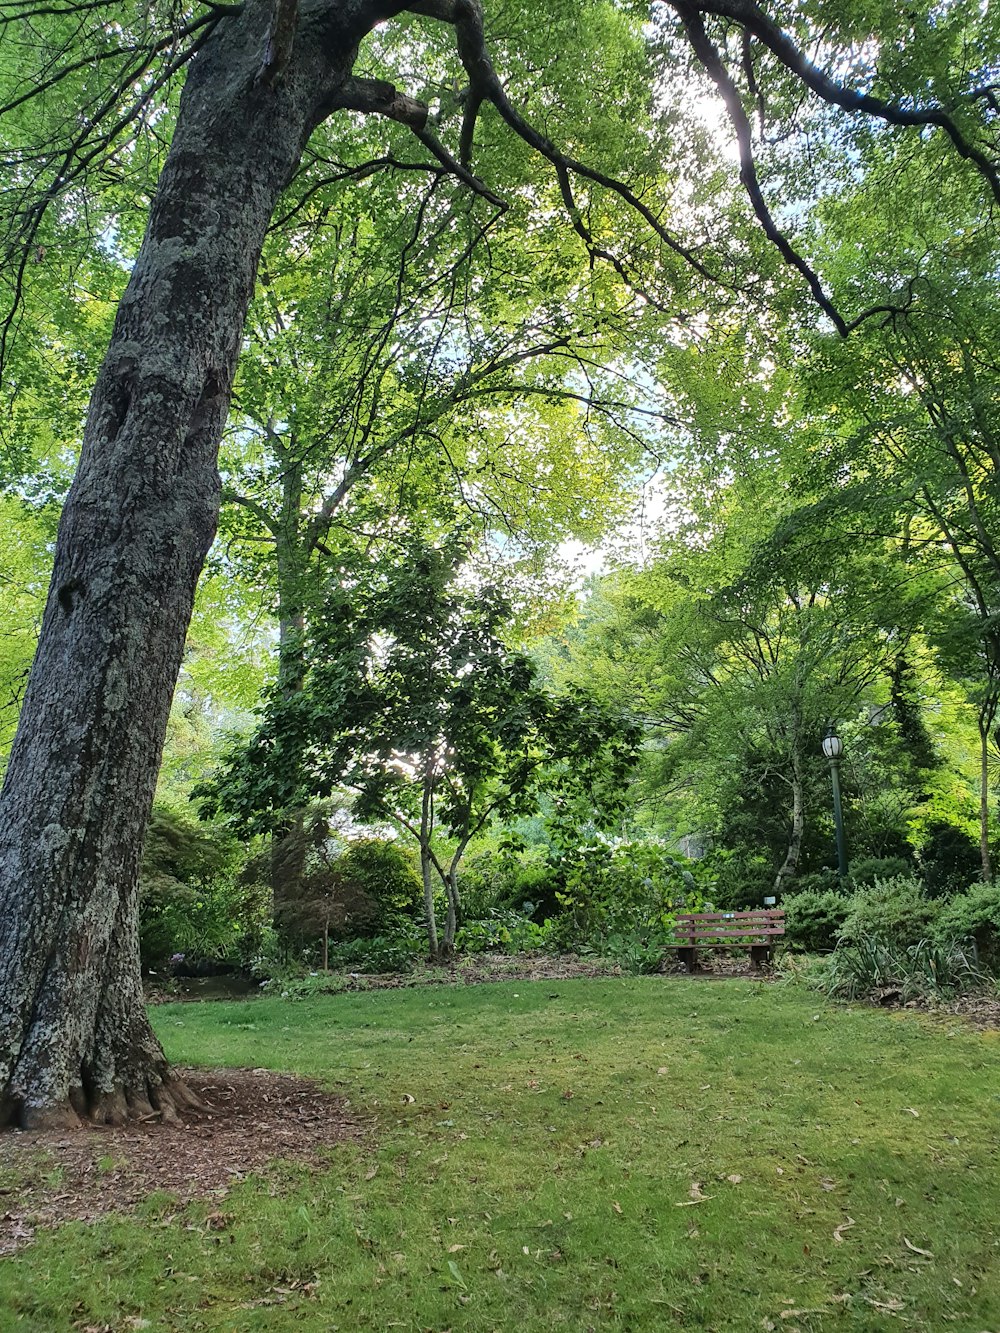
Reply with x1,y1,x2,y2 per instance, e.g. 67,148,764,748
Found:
0,0,371,1129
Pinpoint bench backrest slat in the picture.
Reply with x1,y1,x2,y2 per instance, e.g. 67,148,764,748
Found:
670,908,785,947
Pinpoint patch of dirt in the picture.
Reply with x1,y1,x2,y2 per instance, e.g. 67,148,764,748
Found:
0,1068,360,1256
659,952,779,980
182,951,776,998
428,953,625,986
909,992,1000,1030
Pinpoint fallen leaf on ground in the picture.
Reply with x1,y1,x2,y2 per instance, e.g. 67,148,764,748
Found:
833,1217,856,1243
903,1237,933,1257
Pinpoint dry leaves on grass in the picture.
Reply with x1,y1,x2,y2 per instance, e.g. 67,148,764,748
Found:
0,1068,361,1256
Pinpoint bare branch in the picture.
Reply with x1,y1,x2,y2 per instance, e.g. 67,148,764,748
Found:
408,0,729,293
689,0,1000,204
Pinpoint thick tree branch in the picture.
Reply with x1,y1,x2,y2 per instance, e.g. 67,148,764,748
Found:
332,76,429,129
407,0,728,292
689,0,1000,204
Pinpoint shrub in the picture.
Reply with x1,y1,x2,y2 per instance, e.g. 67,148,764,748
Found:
139,806,261,968
919,821,982,898
253,812,423,960
336,838,423,924
825,936,983,1002
455,910,549,955
456,851,561,922
933,882,1000,965
781,890,851,953
552,840,708,956
848,856,914,886
709,852,773,910
325,921,426,974
839,876,940,950
789,869,845,897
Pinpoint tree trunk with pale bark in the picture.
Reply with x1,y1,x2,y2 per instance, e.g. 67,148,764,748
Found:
0,0,376,1129
773,748,805,896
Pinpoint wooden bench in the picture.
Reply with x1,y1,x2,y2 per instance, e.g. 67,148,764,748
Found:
671,910,785,973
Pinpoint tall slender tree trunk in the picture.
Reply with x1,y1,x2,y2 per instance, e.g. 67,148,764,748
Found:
419,765,440,959
269,452,310,905
773,750,805,896
0,1,370,1129
978,713,995,882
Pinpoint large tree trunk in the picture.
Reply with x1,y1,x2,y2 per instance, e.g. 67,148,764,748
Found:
0,0,369,1129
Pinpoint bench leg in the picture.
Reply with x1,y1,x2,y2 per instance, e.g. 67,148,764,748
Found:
750,944,771,970
678,947,699,974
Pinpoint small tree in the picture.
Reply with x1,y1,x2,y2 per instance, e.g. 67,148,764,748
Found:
204,533,640,958
251,816,422,967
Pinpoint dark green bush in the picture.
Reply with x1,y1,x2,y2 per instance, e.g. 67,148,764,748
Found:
139,805,260,968
839,876,940,949
259,813,423,955
919,821,982,898
781,890,851,952
325,923,426,974
336,838,423,925
456,850,561,922
933,882,1000,965
709,852,773,910
791,869,846,897
848,856,914,886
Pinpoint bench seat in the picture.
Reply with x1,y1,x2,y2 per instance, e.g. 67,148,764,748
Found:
669,909,785,972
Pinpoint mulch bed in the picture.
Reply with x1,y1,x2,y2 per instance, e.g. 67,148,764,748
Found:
0,1068,361,1257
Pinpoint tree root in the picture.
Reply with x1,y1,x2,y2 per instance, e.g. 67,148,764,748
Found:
12,1073,207,1132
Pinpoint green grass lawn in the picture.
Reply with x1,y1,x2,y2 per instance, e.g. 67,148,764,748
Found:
1,978,998,1331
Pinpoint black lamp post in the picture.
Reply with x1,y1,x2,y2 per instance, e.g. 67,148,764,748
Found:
821,729,849,879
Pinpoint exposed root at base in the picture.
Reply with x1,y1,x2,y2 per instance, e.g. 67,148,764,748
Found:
17,1075,207,1132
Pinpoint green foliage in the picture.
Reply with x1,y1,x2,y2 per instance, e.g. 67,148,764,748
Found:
933,883,1000,965
781,890,852,954
454,910,550,956
552,841,705,960
839,877,941,951
138,806,261,968
456,849,561,921
324,924,427,975
847,856,914,887
250,813,423,955
918,822,983,899
336,839,423,925
709,851,775,911
825,937,984,1003
788,869,845,898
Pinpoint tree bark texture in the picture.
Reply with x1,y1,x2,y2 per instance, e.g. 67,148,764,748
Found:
978,714,994,882
773,749,805,895
0,0,379,1129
